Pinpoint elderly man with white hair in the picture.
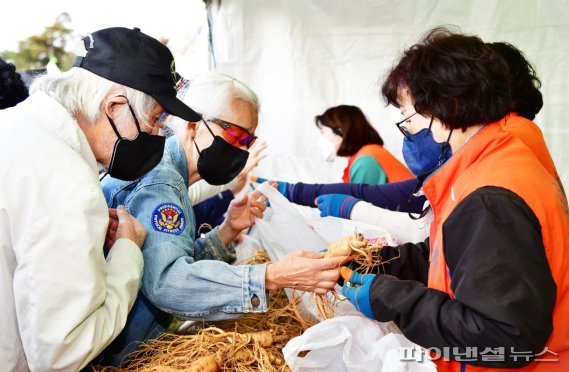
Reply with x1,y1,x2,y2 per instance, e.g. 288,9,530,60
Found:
97,72,348,365
0,27,202,371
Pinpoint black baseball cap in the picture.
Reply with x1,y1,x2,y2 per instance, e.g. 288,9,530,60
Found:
74,27,201,122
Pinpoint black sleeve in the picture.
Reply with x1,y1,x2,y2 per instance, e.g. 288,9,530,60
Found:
368,186,556,368
290,178,426,213
356,240,430,284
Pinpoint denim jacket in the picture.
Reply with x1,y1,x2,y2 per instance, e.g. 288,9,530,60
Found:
99,136,268,363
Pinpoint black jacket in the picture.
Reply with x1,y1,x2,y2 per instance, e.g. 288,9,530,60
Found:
368,186,556,368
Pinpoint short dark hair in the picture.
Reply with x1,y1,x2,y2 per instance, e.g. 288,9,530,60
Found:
315,105,384,157
0,58,29,109
487,42,543,120
381,26,512,130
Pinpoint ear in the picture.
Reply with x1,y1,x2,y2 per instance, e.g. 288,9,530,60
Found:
103,93,128,118
187,121,198,138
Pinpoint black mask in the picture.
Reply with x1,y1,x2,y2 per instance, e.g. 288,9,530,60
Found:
195,120,249,185
106,99,165,181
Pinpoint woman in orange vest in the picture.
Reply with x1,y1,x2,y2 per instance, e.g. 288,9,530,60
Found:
315,104,413,184
341,27,569,371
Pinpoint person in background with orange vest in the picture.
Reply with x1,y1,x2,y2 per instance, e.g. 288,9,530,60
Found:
315,104,413,184
340,26,569,371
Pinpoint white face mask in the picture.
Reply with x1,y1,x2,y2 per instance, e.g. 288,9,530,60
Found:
315,134,337,162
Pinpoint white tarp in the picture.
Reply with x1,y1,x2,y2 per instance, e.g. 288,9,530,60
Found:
205,0,569,187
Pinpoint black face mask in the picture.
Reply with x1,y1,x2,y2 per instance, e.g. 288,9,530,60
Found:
105,99,165,181
195,120,249,185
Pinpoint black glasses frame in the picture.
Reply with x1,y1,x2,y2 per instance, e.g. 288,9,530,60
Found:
394,112,417,140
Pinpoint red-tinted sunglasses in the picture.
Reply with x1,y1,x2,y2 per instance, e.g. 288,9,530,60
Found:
208,117,257,148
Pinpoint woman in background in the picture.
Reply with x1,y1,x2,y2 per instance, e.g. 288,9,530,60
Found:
316,104,412,184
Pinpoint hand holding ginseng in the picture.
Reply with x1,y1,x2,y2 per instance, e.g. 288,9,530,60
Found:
265,251,350,295
341,266,376,319
325,232,386,273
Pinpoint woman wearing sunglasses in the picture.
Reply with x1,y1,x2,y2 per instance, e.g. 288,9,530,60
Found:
96,72,347,366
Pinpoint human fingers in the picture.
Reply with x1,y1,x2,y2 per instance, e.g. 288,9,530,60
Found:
231,194,249,208
252,139,268,153
115,205,135,244
116,206,147,248
250,146,268,163
314,268,341,283
314,287,334,296
298,251,326,259
249,206,265,219
108,208,118,220
319,255,351,269
249,196,268,213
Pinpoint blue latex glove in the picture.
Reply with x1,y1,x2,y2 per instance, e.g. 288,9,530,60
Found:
250,176,295,200
341,268,375,319
315,194,360,219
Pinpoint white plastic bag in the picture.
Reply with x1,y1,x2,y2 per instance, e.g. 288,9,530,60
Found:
254,182,396,260
254,182,397,321
254,182,328,262
283,315,437,372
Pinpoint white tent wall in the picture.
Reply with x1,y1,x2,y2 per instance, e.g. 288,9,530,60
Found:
205,0,569,188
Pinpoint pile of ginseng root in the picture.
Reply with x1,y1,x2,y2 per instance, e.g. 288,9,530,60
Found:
93,233,391,372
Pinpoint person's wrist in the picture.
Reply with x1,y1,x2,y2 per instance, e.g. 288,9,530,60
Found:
334,195,358,219
219,220,240,247
265,263,280,290
343,197,359,219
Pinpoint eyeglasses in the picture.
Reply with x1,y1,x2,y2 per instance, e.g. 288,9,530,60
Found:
208,117,257,148
394,112,417,140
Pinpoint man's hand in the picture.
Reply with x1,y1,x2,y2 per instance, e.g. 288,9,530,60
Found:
341,267,375,319
115,205,147,248
229,174,248,195
105,208,119,248
239,140,268,176
265,251,350,295
315,194,360,219
219,190,268,246
250,175,295,200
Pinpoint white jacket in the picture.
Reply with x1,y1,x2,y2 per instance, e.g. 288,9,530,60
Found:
0,92,143,371
188,178,237,205
350,201,430,244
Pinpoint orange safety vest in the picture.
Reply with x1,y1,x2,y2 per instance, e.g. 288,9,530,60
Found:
502,113,566,197
342,144,413,183
422,119,569,372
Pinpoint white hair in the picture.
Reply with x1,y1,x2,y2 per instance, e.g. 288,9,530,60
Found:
29,67,157,125
168,72,260,131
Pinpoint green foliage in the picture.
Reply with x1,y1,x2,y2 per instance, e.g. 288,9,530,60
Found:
1,13,75,71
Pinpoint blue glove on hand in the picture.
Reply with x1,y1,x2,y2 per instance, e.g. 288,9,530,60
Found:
315,194,360,219
250,176,295,201
341,267,375,319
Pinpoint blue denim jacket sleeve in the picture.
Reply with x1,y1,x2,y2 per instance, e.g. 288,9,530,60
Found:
124,180,268,319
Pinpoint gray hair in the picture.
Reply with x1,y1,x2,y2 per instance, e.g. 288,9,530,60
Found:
168,72,260,131
29,67,158,125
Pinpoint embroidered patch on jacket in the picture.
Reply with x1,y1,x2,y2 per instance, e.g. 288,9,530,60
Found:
152,203,186,235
